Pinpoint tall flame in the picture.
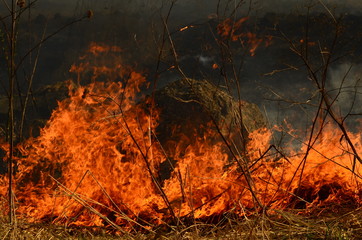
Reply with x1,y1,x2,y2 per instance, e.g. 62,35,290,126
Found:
0,43,361,230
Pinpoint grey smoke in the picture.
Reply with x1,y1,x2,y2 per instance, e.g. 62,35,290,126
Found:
197,55,214,66
328,63,362,116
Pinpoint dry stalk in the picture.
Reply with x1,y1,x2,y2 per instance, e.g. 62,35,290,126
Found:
55,169,90,223
157,1,266,213
7,0,17,225
87,171,157,231
49,175,129,235
19,21,46,141
276,3,362,199
117,107,180,226
50,172,157,233
0,0,92,226
83,89,181,227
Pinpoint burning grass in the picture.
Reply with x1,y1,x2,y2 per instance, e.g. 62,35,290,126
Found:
1,43,362,238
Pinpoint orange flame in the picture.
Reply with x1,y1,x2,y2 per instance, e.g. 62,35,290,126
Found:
88,42,122,56
0,43,361,229
217,17,272,56
179,25,195,32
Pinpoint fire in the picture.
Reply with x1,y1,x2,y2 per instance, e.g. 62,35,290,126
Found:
217,17,250,41
217,17,272,56
0,43,361,230
179,25,195,32
2,44,166,227
88,42,122,56
17,79,165,225
300,39,317,46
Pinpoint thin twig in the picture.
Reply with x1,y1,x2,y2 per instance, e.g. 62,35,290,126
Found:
49,175,128,234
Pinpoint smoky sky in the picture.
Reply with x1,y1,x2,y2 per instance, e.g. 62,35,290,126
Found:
36,0,362,16
2,0,362,131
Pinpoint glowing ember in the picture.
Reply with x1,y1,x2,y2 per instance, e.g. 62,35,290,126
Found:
0,43,361,230
179,25,195,32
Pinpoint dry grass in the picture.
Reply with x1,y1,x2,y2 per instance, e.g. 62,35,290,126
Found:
1,207,362,240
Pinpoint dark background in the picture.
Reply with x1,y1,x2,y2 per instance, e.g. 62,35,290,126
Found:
1,0,362,139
